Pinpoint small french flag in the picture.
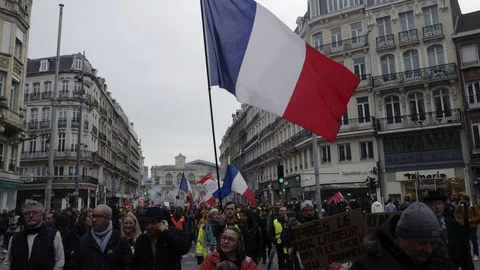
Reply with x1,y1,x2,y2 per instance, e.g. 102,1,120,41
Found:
214,163,257,207
179,174,194,209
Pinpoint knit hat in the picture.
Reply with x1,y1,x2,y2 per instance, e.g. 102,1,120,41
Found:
301,200,314,211
396,202,441,238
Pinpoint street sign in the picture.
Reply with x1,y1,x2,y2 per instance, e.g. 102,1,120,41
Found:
65,195,70,202
72,191,79,196
51,191,55,199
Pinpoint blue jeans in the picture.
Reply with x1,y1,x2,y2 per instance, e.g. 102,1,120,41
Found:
3,232,13,250
471,227,479,256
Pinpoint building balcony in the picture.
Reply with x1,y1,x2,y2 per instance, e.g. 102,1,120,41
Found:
59,90,69,98
423,23,444,41
357,74,372,89
92,125,98,136
338,117,376,133
71,118,80,128
72,90,82,99
27,121,38,130
41,91,52,100
398,29,419,46
118,134,127,144
99,132,107,142
376,109,461,134
58,118,67,128
130,160,140,171
118,151,127,161
107,140,111,147
40,120,51,129
100,108,107,117
372,63,457,90
316,35,368,56
21,175,99,185
245,113,259,130
84,120,89,131
130,146,140,157
376,34,395,51
21,150,94,160
29,93,41,101
24,93,29,102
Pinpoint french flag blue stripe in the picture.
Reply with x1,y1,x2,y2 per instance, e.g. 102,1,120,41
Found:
204,0,256,96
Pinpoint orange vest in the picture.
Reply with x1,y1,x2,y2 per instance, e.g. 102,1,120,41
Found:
171,216,185,230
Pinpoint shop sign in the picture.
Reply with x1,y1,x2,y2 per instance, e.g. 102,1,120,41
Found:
395,169,455,181
342,170,371,176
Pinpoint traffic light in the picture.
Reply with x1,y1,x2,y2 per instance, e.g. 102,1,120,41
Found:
369,177,377,189
277,165,285,185
143,190,148,196
294,175,301,182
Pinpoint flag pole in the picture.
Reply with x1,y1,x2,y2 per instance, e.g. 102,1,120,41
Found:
303,14,323,218
200,0,223,209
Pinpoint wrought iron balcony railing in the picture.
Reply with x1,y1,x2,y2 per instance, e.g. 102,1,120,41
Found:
58,118,67,128
357,74,372,88
338,117,376,132
27,121,38,130
41,91,52,100
376,109,461,132
467,97,480,110
399,29,419,45
29,93,40,101
71,118,80,127
316,35,368,56
423,23,444,40
59,90,69,98
372,63,457,89
376,34,395,50
21,150,94,160
20,175,99,185
40,120,50,129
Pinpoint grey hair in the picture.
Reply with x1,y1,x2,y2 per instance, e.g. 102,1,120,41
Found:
95,204,113,217
24,200,45,213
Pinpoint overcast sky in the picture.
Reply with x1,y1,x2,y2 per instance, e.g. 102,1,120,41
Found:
28,0,477,171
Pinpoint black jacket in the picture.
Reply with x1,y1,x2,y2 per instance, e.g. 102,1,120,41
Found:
70,229,132,270
351,214,457,270
62,225,87,270
244,223,263,260
132,226,191,270
444,215,474,270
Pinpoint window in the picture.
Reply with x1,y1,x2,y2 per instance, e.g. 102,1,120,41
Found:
338,143,351,162
71,133,78,150
54,166,64,176
312,32,323,49
39,60,49,72
42,107,50,120
41,135,48,152
310,0,321,18
473,122,480,149
165,173,173,186
423,6,439,26
24,84,28,95
353,56,366,79
380,54,396,75
0,72,5,96
433,88,451,117
9,146,15,166
460,44,479,66
29,139,35,153
75,57,82,70
321,145,331,163
350,22,363,38
9,82,16,109
408,92,426,121
0,143,3,165
177,173,183,185
1,21,11,54
399,11,415,31
468,81,480,105
360,141,374,160
58,133,65,151
403,50,420,71
427,45,445,66
62,80,69,91
327,0,360,13
330,27,342,48
357,96,370,123
74,81,82,93
30,108,38,121
385,96,401,124
44,81,52,92
73,106,80,121
68,166,75,176
339,111,349,125
33,83,40,94
14,27,24,59
377,17,392,37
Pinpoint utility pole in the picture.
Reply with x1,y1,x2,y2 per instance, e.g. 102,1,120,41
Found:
74,51,86,210
46,4,64,212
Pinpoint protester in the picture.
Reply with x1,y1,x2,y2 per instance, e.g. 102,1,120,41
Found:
385,199,397,212
63,209,93,269
2,210,20,254
455,195,480,261
238,209,262,264
3,200,65,270
196,208,221,263
351,202,457,269
121,212,142,253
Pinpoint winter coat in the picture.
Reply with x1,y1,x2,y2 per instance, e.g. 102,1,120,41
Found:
62,225,88,269
244,223,262,260
132,226,191,270
443,215,475,270
185,213,196,236
70,229,132,270
455,202,480,228
199,251,257,270
351,214,457,270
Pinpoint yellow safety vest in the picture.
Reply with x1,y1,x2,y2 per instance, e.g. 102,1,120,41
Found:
273,219,283,245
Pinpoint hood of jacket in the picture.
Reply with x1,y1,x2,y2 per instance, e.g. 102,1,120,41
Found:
363,214,452,269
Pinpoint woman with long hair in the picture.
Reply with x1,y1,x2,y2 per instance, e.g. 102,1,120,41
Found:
200,227,257,270
63,208,93,269
196,208,220,264
238,209,263,264
121,212,142,252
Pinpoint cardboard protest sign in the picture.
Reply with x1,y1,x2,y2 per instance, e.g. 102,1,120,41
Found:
364,212,402,235
292,208,365,270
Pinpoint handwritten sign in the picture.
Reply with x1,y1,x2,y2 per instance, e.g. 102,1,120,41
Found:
364,212,402,235
292,209,365,270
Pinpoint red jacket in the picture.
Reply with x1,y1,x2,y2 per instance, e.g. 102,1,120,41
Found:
200,251,257,270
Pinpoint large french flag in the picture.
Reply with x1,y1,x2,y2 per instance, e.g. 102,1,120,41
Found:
213,163,257,207
203,0,360,142
196,173,221,206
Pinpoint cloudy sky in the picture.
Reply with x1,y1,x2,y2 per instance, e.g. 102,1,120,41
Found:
28,0,477,171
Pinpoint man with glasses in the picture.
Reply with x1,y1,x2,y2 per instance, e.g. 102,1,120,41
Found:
3,200,65,270
71,204,132,270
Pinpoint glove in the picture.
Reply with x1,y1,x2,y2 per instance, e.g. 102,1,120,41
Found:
196,256,204,265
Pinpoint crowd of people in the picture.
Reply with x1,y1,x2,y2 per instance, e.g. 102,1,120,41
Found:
0,191,478,270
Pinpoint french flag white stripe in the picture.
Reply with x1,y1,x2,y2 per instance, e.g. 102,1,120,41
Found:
231,171,248,195
236,3,306,116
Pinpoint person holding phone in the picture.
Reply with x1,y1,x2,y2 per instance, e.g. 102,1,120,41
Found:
133,207,191,270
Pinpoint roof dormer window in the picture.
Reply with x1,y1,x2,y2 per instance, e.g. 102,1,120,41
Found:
74,57,82,70
39,60,49,72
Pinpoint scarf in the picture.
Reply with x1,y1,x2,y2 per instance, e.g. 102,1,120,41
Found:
91,221,113,253
205,221,216,248
25,221,44,235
